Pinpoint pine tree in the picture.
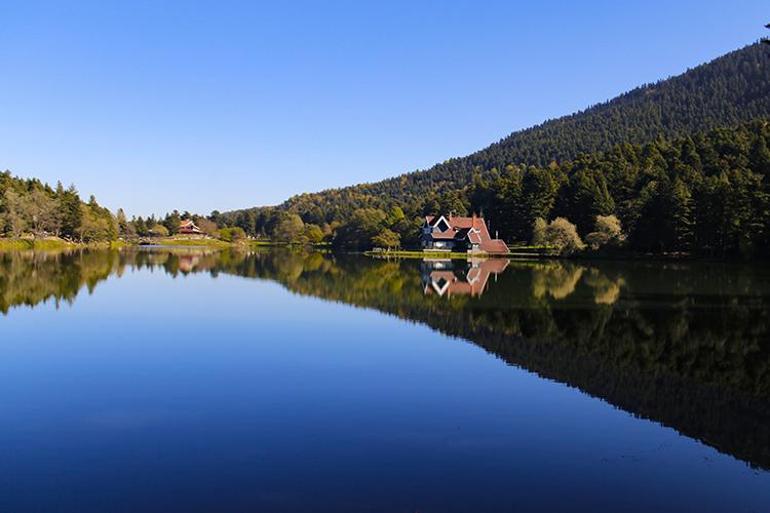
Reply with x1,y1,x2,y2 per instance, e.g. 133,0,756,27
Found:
749,130,770,175
669,178,695,252
116,208,129,238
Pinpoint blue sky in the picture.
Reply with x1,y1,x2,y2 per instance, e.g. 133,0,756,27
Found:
0,1,767,216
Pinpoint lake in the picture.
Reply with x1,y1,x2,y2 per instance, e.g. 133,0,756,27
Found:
1,248,769,512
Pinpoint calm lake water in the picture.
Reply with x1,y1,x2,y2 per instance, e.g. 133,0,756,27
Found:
1,248,769,513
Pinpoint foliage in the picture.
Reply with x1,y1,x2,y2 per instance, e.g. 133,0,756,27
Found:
332,208,388,249
216,43,770,256
272,213,305,242
304,223,324,244
585,215,625,250
532,217,585,255
0,172,117,242
149,224,170,237
217,226,246,242
195,217,219,236
371,228,400,250
163,210,181,235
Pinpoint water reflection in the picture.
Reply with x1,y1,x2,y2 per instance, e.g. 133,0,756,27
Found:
421,258,508,297
2,247,769,471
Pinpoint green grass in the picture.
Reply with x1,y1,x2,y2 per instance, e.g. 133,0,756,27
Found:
0,239,35,251
153,237,233,248
365,246,562,259
365,249,483,259
0,237,80,252
0,237,130,252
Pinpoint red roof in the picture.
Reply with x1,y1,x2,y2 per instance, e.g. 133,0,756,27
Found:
425,215,479,229
424,215,508,254
480,239,508,254
178,219,202,234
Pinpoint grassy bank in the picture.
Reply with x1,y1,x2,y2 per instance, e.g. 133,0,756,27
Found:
152,237,235,248
365,250,483,259
364,245,559,260
0,237,127,252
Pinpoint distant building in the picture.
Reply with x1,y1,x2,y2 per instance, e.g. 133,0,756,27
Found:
178,219,202,235
421,215,508,254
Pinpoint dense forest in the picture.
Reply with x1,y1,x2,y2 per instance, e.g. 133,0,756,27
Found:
214,119,770,257
217,43,770,256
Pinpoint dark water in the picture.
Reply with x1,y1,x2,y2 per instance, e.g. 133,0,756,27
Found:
1,248,769,513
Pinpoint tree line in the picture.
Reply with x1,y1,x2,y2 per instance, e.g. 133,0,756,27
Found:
4,116,769,256
219,42,770,242
0,173,116,242
0,172,242,243
213,119,770,257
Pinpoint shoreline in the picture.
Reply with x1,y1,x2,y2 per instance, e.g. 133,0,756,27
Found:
0,237,765,264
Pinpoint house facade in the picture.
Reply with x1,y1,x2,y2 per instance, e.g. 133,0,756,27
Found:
420,215,508,254
178,219,202,235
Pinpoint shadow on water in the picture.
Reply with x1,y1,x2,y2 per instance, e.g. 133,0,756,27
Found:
2,247,770,470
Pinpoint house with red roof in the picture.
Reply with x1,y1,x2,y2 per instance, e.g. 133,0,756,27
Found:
178,219,202,235
421,215,508,254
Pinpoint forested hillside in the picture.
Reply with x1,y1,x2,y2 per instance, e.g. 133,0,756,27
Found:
217,42,770,256
0,172,118,242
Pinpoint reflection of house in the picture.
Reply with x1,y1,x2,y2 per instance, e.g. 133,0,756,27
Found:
177,254,201,273
179,219,202,235
421,215,508,254
422,258,509,298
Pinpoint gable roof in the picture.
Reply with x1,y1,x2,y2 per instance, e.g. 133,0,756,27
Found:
424,214,508,254
425,215,480,230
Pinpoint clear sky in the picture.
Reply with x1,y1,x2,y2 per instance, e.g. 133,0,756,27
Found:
0,1,767,216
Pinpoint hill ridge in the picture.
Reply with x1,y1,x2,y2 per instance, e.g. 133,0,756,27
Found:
260,41,768,212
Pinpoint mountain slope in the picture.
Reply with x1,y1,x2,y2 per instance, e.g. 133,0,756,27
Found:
267,43,770,217
219,42,770,241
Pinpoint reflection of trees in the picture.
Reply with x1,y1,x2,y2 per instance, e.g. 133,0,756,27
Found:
206,252,770,470
0,250,121,314
0,248,225,314
2,249,770,469
531,263,585,300
584,268,624,304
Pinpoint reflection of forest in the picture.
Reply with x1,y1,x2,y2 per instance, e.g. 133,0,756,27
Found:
2,248,769,469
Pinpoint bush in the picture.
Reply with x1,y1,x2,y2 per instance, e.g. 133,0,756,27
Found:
586,214,625,250
149,224,169,237
304,224,324,244
272,213,305,242
218,227,246,242
532,217,585,255
371,228,400,250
